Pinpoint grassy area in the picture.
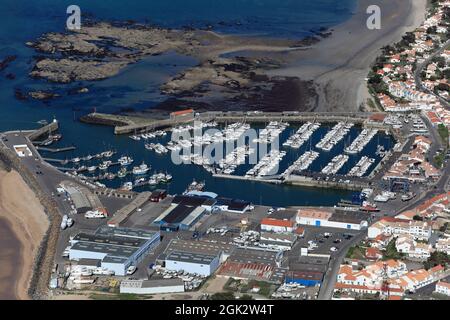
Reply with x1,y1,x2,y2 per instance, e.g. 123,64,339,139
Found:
437,124,449,148
88,293,151,300
382,239,404,260
210,292,235,300
434,152,445,168
424,251,450,269
223,278,240,291
346,245,366,260
240,280,274,298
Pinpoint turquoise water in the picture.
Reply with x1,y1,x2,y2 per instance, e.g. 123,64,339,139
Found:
0,0,367,207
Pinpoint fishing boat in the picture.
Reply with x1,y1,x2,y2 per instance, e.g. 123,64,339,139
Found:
99,161,111,170
118,156,133,166
132,162,150,175
121,182,133,191
101,150,115,158
117,167,127,178
134,177,146,186
184,180,205,193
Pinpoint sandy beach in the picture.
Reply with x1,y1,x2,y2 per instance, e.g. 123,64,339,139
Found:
267,0,428,112
0,169,49,300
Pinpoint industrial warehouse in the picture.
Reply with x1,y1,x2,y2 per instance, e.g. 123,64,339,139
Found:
296,208,369,230
68,227,160,275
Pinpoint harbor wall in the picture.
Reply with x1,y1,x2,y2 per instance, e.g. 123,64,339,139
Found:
0,145,60,300
28,121,59,141
80,111,396,136
285,175,369,191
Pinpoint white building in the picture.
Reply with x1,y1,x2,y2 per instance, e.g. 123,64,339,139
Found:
368,218,432,240
296,209,368,230
165,251,220,276
395,235,431,260
435,237,450,255
69,227,160,276
260,218,295,233
120,279,185,295
435,281,450,297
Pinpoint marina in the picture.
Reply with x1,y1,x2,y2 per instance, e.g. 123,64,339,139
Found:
283,122,320,149
29,116,395,207
282,151,320,178
316,122,354,152
245,149,287,178
347,156,375,177
344,129,378,154
321,155,350,175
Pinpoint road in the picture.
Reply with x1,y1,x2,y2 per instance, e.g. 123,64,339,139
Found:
317,230,367,300
414,39,450,109
318,116,450,300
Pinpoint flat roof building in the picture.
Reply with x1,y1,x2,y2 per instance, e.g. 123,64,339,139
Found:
165,250,220,276
160,239,236,263
296,208,368,230
154,195,209,230
120,278,185,295
69,227,160,276
259,232,297,251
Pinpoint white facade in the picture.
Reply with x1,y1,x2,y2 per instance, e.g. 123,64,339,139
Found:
165,252,220,277
368,219,432,240
435,237,450,255
260,224,294,233
297,216,366,230
120,279,185,294
435,282,450,296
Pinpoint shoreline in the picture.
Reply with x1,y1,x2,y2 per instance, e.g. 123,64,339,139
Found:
0,168,49,300
267,0,428,112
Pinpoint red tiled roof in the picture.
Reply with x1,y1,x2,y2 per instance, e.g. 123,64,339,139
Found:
170,109,194,116
261,218,294,228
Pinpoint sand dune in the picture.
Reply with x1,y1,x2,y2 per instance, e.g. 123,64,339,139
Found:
0,169,48,300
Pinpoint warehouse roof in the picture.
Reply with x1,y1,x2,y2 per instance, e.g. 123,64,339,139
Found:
285,271,324,282
260,232,297,244
65,186,91,210
77,258,101,267
102,255,130,264
172,195,208,206
166,250,218,265
329,210,368,224
297,209,332,220
73,233,146,248
163,239,235,257
229,247,278,265
95,226,158,240
70,241,137,258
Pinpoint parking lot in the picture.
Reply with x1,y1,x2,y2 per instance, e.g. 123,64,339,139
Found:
291,225,359,256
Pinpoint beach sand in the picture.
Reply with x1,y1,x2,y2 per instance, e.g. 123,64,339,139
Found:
267,0,428,112
0,169,49,300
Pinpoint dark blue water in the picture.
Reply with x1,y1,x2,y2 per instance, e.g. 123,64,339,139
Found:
0,0,367,207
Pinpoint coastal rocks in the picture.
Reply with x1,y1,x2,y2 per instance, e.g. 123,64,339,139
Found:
68,87,89,95
30,58,129,83
27,20,317,111
28,90,60,100
0,55,17,72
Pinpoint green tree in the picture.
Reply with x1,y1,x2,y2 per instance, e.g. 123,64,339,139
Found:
424,251,450,269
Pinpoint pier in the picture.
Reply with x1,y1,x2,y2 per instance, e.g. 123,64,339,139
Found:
27,120,59,141
285,175,370,191
36,146,76,153
79,111,398,137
